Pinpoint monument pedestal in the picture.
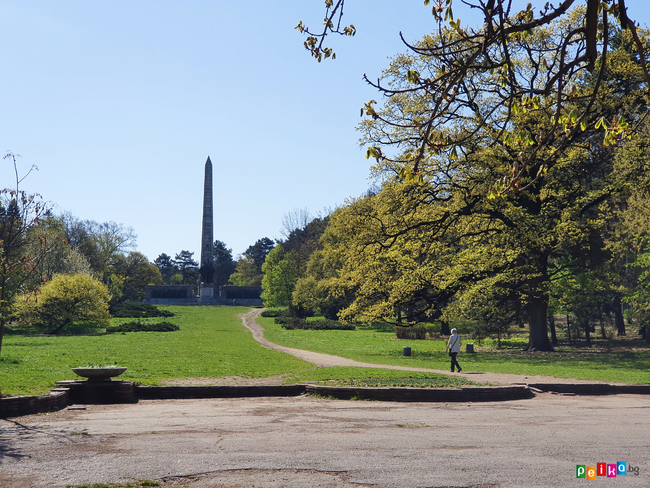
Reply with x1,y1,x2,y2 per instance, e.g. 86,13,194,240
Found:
55,380,135,404
198,282,217,303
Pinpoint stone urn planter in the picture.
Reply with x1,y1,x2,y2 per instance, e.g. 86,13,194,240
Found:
71,367,127,382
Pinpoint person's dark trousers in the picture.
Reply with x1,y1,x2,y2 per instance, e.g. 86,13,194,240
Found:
450,352,462,372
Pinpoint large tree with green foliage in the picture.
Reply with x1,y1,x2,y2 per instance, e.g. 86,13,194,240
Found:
244,237,276,274
213,240,237,290
261,244,300,307
299,20,649,351
111,251,163,302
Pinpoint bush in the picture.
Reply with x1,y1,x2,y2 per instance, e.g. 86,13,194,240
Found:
275,316,307,329
276,317,356,330
105,320,179,333
303,319,356,330
261,309,286,318
395,324,440,340
111,303,175,318
17,273,111,334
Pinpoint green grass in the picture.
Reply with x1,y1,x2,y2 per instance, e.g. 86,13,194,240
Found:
258,316,650,384
4,307,649,396
0,306,311,396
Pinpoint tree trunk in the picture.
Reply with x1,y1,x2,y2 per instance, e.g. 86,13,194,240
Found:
526,293,553,351
0,319,5,357
440,320,451,336
582,318,591,343
566,314,572,345
516,299,524,328
613,296,626,336
548,313,558,345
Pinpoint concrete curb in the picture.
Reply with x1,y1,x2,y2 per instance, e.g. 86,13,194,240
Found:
3,381,650,419
527,383,650,395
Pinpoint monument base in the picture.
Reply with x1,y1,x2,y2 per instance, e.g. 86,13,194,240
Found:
198,282,217,304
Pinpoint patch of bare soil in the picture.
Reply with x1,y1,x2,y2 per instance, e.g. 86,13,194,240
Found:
157,470,500,488
158,468,380,487
160,375,289,386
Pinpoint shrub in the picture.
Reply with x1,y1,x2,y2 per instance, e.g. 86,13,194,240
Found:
17,274,111,334
303,319,356,331
105,320,179,333
111,303,174,318
276,316,308,329
261,309,285,318
395,324,440,340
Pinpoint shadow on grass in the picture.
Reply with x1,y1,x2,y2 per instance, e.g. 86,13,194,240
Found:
361,322,396,333
465,349,650,379
5,321,104,336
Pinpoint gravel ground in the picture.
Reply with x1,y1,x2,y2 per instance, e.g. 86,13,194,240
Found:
1,393,648,488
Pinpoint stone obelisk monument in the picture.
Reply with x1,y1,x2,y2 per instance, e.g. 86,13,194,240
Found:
198,156,215,302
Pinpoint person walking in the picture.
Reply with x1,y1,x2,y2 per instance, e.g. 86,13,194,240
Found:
446,328,462,373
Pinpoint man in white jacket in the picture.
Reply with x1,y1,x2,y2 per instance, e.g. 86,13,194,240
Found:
445,328,463,373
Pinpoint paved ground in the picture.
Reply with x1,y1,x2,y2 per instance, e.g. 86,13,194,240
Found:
1,394,648,488
1,309,648,488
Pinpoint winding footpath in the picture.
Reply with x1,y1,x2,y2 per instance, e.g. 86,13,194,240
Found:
239,308,611,386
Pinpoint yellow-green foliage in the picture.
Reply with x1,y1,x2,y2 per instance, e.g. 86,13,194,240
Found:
17,273,111,333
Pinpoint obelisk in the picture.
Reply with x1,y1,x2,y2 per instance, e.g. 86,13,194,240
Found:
198,156,215,301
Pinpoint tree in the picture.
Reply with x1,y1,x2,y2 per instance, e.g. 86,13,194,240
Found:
24,217,92,288
282,215,330,270
0,153,59,356
112,252,163,302
244,237,276,274
173,250,199,287
154,253,177,284
228,256,261,287
59,215,137,281
300,0,649,194
300,17,649,350
261,244,300,307
213,240,237,290
17,273,111,334
280,208,311,239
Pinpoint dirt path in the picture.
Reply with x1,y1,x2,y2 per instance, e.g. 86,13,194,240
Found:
238,308,612,386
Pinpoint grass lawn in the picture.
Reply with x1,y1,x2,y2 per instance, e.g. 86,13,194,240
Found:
259,316,650,385
0,306,467,396
4,306,647,397
0,306,312,396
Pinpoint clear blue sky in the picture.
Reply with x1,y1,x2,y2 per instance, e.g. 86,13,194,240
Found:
2,1,648,261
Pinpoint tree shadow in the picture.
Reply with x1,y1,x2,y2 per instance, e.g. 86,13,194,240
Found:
5,321,104,337
0,419,74,462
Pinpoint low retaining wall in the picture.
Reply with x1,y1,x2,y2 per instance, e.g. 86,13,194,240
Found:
4,382,650,419
135,385,306,399
306,385,534,402
0,389,70,418
528,383,650,395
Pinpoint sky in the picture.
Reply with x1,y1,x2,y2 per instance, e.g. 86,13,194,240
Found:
2,1,649,262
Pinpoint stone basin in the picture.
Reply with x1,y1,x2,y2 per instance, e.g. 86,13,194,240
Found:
72,367,127,382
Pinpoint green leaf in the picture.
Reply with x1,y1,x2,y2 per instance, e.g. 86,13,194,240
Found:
407,70,421,84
